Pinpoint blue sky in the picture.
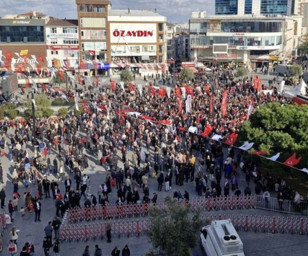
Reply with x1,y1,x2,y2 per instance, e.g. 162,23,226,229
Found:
0,0,214,23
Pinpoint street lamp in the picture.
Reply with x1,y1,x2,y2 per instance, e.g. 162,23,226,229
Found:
32,92,37,156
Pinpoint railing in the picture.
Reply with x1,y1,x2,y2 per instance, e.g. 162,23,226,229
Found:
64,195,257,223
59,213,308,242
256,195,308,216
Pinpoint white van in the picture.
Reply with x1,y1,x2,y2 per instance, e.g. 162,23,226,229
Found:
200,219,245,256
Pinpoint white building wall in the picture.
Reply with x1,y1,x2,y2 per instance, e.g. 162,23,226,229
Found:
252,0,261,15
238,0,245,15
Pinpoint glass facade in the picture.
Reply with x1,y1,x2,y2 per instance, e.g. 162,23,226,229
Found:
0,25,44,43
216,0,238,15
245,0,252,14
260,0,291,15
190,22,207,33
221,21,282,33
190,35,282,47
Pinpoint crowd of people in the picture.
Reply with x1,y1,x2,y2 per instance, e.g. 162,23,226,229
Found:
0,67,304,255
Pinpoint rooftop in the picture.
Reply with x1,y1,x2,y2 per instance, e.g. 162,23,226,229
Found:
46,19,78,27
109,9,163,17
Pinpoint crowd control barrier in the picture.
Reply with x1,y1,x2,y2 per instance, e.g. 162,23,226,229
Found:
65,195,257,223
59,213,308,242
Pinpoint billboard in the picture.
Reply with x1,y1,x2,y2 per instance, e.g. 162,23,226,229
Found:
110,23,157,44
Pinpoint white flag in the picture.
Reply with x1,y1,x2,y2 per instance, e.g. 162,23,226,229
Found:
188,126,198,134
278,80,285,95
137,84,143,96
120,81,125,91
211,134,223,141
181,87,186,99
185,95,192,113
166,87,171,98
239,141,254,151
74,93,79,111
140,147,146,162
267,152,281,161
300,168,308,174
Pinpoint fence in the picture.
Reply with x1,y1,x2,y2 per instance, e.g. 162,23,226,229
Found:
59,213,308,242
0,214,5,252
65,195,257,223
256,195,308,216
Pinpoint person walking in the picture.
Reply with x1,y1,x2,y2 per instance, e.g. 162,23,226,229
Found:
52,216,61,240
8,199,14,222
8,240,17,256
53,239,60,256
82,245,90,256
34,198,41,222
0,187,5,208
122,244,131,256
10,227,19,244
94,244,102,256
44,221,53,248
111,246,120,256
42,236,50,256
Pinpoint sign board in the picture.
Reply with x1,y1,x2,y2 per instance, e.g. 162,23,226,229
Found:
110,23,157,44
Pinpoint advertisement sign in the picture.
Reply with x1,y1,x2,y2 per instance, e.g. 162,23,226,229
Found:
110,23,157,44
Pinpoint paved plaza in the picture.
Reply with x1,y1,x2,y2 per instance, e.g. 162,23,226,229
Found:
0,71,307,256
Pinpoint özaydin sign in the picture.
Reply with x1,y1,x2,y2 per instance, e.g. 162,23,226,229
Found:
110,23,157,44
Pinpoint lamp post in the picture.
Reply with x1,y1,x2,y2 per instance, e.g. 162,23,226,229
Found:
32,92,37,156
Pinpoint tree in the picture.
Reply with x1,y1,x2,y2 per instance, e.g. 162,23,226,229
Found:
57,107,68,117
238,102,308,167
147,197,205,256
24,94,53,119
179,67,194,82
120,69,134,84
289,64,303,78
298,33,308,56
234,67,249,78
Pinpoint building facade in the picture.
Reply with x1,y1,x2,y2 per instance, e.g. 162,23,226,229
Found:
75,0,110,75
216,0,296,16
299,0,308,35
189,15,302,68
45,19,79,69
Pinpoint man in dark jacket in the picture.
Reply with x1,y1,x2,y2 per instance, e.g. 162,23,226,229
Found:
0,188,5,209
94,244,102,256
44,221,53,248
122,244,131,256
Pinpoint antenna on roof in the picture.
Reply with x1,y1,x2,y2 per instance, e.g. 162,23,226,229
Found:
155,8,157,13
128,8,130,14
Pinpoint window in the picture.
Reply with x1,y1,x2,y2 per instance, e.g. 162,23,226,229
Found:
51,27,57,33
158,23,163,31
50,39,58,44
63,27,77,34
63,39,78,44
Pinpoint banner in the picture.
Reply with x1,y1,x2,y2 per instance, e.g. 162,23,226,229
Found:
200,124,213,137
267,152,281,161
178,99,183,114
185,95,192,113
166,87,171,98
283,153,302,167
225,133,238,146
175,87,181,98
239,141,254,151
221,89,229,117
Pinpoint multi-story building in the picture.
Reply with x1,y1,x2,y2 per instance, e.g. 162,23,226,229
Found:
108,9,167,75
166,23,177,59
175,33,190,61
299,0,308,35
75,0,110,75
189,14,302,68
0,11,48,73
215,0,297,16
45,19,79,70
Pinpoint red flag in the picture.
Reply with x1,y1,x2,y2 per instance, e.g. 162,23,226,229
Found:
80,60,86,69
98,105,107,112
175,87,181,98
185,86,194,96
200,124,213,137
36,65,42,76
5,52,12,63
76,73,83,84
158,87,166,98
148,85,156,95
95,76,99,86
178,127,186,132
38,55,46,64
178,99,183,114
25,77,30,88
58,70,64,80
41,84,47,92
209,95,213,116
93,60,99,70
129,82,135,91
283,153,302,167
225,133,238,146
221,89,229,117
110,80,116,91
158,120,171,126
204,84,211,97
251,151,268,156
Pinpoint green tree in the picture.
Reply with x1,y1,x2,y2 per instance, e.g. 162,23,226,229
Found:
57,107,68,117
289,64,303,78
298,33,308,56
148,197,205,256
24,94,53,119
120,69,134,84
234,67,249,78
179,67,195,82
